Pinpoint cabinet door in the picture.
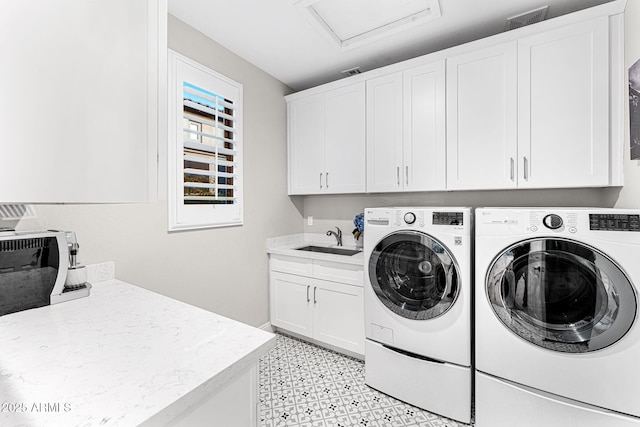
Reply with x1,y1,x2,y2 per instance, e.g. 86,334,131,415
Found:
270,272,313,337
366,72,404,193
447,42,518,190
403,61,446,192
324,83,366,193
517,17,610,188
312,280,364,355
0,0,163,203
288,94,325,195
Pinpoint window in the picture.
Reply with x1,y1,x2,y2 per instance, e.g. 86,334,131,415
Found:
168,50,243,230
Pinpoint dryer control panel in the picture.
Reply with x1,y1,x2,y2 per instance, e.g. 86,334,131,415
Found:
589,214,640,231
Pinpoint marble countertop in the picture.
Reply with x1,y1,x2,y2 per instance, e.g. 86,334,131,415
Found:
266,233,364,266
0,279,275,427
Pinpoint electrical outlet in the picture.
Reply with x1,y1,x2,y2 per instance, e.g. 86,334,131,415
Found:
307,216,313,226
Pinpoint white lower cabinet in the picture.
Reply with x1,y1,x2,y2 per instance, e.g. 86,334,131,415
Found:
269,255,365,357
168,364,259,427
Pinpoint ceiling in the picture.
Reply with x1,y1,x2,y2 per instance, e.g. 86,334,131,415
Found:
168,0,614,92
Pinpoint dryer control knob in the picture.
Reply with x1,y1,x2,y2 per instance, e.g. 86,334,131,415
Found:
404,212,416,225
543,214,563,230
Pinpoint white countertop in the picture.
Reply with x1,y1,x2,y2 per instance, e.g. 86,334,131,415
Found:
266,233,364,266
0,279,275,427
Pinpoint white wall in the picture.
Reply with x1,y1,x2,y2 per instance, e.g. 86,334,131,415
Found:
9,15,303,327
612,0,640,208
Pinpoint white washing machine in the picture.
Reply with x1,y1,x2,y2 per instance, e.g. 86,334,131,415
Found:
475,208,640,427
364,207,472,424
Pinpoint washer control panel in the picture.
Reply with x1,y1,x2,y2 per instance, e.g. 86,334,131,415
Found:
433,212,464,226
528,211,578,233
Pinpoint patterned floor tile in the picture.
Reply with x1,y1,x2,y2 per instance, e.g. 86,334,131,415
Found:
259,333,470,427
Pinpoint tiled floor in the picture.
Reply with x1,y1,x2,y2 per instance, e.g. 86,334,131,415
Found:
259,333,469,427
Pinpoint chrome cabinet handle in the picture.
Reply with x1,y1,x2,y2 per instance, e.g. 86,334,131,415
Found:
523,157,529,180
397,166,400,186
510,158,514,181
405,165,409,186
313,287,317,304
306,285,310,303
326,172,329,188
319,173,323,189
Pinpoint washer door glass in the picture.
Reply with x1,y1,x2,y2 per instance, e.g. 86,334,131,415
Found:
369,231,460,320
487,238,637,353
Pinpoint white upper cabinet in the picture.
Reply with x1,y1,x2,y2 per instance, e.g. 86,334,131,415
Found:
288,82,365,195
403,62,447,192
447,15,619,191
367,61,446,193
366,72,404,192
287,0,625,194
0,0,166,203
288,93,326,194
517,17,610,188
446,44,518,190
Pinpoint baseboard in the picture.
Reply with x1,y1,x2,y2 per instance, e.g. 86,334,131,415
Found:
258,322,274,333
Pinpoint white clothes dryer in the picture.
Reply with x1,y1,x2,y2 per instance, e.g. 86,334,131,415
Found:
364,207,472,424
475,208,640,427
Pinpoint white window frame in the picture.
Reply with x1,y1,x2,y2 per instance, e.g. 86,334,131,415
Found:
168,50,243,231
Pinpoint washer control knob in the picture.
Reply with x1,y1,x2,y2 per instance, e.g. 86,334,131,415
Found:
404,212,416,225
543,214,563,230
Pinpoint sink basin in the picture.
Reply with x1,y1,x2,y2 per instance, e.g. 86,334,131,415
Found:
295,245,362,256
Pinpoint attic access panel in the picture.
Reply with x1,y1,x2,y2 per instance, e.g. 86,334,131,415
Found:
295,0,441,51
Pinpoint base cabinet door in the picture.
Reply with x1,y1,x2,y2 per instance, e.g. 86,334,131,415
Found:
313,280,365,355
269,256,365,356
270,271,313,337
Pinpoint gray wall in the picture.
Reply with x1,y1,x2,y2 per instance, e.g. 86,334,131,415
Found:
16,15,303,327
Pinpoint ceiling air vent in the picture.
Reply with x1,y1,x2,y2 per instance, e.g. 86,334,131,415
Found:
341,67,361,78
505,6,548,31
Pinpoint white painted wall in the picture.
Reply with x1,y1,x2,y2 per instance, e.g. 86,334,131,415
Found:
10,15,303,327
613,0,640,208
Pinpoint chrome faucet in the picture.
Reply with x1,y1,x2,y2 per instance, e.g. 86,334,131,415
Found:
326,227,343,246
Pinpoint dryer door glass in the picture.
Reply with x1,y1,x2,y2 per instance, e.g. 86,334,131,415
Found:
487,238,637,353
369,231,460,320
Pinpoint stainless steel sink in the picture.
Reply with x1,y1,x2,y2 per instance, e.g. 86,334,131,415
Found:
295,245,362,256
